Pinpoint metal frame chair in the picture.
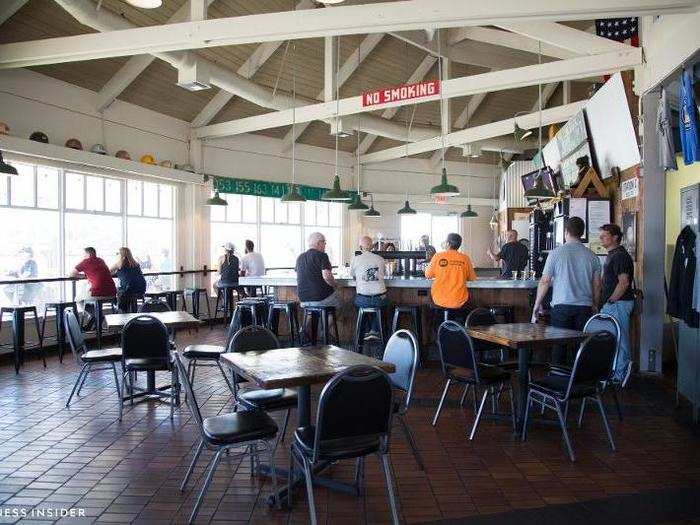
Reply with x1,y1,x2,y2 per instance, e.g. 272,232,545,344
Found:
174,354,279,523
288,365,399,525
382,329,423,470
521,331,617,462
138,299,171,313
64,308,122,408
433,320,516,440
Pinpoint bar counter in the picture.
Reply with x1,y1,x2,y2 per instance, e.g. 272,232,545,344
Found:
241,274,537,345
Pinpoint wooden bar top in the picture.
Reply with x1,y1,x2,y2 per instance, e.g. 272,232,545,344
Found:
105,311,202,330
221,345,396,389
467,323,589,349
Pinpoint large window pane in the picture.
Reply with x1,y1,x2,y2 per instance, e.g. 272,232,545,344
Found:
432,215,459,250
241,195,257,223
11,164,34,207
86,176,104,212
316,201,329,226
209,194,226,222
304,201,316,225
400,213,431,250
226,194,241,223
128,217,175,291
261,224,301,268
0,173,8,205
37,167,59,209
159,185,173,218
127,180,142,215
260,197,274,223
304,226,341,267
329,202,342,227
274,200,288,224
105,178,122,213
143,182,158,217
65,172,85,210
65,213,122,299
0,208,60,311
287,202,301,224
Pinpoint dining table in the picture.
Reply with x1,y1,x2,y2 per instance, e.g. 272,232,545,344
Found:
105,311,202,404
467,322,589,432
221,344,395,506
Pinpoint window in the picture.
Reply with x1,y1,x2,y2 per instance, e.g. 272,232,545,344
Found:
400,213,460,251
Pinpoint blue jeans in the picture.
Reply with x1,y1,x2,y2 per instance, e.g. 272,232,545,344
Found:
354,294,388,334
601,300,634,381
550,304,593,365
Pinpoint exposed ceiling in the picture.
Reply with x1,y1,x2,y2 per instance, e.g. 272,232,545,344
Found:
0,0,602,163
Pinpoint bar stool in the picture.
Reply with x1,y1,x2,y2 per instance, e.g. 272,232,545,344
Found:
184,288,212,320
231,298,269,333
83,297,116,349
488,304,515,324
391,304,423,359
353,306,385,355
0,306,45,374
213,284,239,322
41,301,78,362
145,290,184,311
267,300,299,346
300,305,339,346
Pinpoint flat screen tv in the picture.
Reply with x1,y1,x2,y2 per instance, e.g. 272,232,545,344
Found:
521,167,559,194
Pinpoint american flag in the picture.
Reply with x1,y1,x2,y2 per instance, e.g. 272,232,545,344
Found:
595,18,639,42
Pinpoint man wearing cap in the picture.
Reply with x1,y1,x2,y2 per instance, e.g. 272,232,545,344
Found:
425,233,477,318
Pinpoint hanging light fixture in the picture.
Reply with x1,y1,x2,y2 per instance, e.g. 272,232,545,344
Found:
348,72,369,211
125,0,162,8
397,191,417,214
200,140,227,206
322,36,352,202
430,167,460,198
364,194,381,217
0,151,18,175
460,102,478,218
281,42,307,203
513,117,534,143
489,158,500,228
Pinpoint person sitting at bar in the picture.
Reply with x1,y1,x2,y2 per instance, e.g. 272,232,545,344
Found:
216,242,242,301
598,223,635,381
351,236,388,337
110,247,146,313
296,232,340,309
384,242,402,276
240,239,265,297
487,229,529,278
70,246,117,325
531,216,601,364
425,233,477,318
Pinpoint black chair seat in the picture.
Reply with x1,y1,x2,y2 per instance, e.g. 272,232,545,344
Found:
202,410,278,447
293,426,382,461
530,374,597,400
82,348,122,363
239,388,298,411
548,364,573,377
182,344,225,359
447,365,511,385
124,357,171,370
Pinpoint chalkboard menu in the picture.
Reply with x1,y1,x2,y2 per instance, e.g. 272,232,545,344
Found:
556,110,593,187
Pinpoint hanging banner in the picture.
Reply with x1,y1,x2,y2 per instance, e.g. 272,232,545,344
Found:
213,176,331,201
362,80,440,107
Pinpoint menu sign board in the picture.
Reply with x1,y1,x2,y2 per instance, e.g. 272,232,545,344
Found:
556,111,592,187
213,176,328,201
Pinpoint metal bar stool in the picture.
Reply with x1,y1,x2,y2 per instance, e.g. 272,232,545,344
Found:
83,297,116,349
213,284,239,322
488,304,515,324
300,305,339,346
0,306,45,374
184,287,212,321
41,301,78,363
353,306,385,355
391,304,423,363
267,300,299,346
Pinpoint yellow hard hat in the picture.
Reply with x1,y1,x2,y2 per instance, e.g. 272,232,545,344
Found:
140,154,156,165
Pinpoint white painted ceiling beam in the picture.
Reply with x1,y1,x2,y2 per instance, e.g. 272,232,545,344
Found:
498,21,628,55
94,0,217,112
357,54,437,155
449,26,578,59
0,0,29,26
361,101,585,164
453,92,488,129
196,47,641,139
282,33,384,151
3,0,694,68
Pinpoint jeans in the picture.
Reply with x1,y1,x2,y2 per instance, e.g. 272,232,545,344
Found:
354,293,388,334
601,300,634,381
550,304,593,365
300,290,342,309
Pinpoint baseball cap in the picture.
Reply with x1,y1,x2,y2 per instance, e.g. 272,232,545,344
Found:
222,242,235,251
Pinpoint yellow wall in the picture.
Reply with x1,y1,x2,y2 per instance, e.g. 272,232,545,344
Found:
665,154,700,274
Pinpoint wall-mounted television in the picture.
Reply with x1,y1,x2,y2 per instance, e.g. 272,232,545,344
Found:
521,166,560,194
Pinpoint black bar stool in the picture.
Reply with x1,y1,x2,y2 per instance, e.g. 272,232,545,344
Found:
184,288,212,320
145,290,184,311
213,284,239,322
231,298,269,332
353,306,385,355
300,305,339,346
41,301,78,363
391,304,422,358
0,306,45,374
432,304,471,324
83,297,116,349
488,304,515,324
267,300,299,346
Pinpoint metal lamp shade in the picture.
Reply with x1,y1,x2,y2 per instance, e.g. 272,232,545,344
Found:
397,199,417,214
364,205,381,217
205,191,228,206
460,204,478,218
347,192,369,210
281,184,307,202
430,168,460,198
514,122,534,142
322,174,352,201
0,152,18,175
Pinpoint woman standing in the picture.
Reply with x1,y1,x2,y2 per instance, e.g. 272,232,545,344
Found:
111,247,147,313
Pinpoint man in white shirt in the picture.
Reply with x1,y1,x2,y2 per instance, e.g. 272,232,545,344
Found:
351,236,388,337
240,240,265,296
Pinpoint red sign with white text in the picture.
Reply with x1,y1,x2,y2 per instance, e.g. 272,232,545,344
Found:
362,80,440,107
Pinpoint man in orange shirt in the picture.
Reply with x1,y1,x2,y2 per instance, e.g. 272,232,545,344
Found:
425,233,477,313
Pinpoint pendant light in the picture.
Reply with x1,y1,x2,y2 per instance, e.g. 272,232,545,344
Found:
397,191,417,214
364,194,381,217
489,158,499,229
348,58,369,211
202,141,227,206
460,102,478,218
322,36,352,202
397,49,417,216
0,151,18,175
281,41,307,203
523,42,554,201
430,31,459,199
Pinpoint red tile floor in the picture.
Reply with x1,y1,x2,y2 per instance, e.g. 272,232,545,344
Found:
0,326,699,524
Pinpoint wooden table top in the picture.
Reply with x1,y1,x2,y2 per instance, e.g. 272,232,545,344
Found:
104,311,202,329
467,323,589,349
220,345,396,389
